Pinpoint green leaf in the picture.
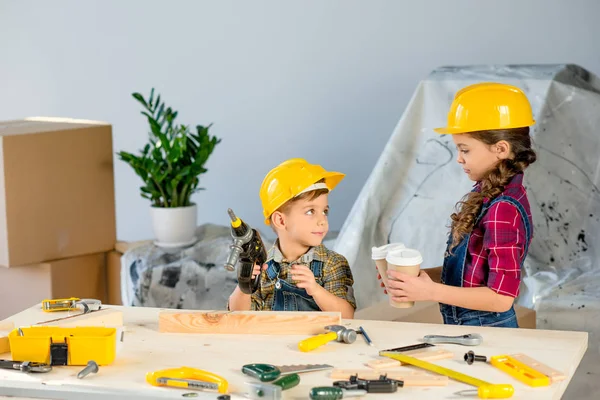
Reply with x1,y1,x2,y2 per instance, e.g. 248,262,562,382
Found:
132,93,147,107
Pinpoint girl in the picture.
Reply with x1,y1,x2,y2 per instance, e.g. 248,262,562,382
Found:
382,82,537,328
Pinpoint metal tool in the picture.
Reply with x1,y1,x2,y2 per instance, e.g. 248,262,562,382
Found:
309,387,367,399
224,208,267,294
357,326,373,346
0,360,52,373
146,367,229,394
245,373,300,399
380,342,434,354
242,363,333,382
490,355,551,387
310,374,401,400
77,360,99,379
380,352,514,399
298,325,357,352
334,374,403,393
41,298,102,314
465,351,487,365
423,333,483,346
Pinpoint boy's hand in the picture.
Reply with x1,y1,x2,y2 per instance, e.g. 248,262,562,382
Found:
252,263,268,278
291,264,318,296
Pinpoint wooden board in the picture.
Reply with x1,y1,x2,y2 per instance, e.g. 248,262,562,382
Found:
114,240,152,254
366,348,455,369
510,353,567,382
330,369,449,386
35,308,123,328
158,310,341,334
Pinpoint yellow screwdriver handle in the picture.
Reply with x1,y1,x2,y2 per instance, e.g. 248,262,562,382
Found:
479,384,515,399
298,331,338,352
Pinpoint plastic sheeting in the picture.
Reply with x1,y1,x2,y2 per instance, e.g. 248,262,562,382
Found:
121,224,274,309
333,64,600,312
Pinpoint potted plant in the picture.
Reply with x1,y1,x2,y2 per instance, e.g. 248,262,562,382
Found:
117,88,221,247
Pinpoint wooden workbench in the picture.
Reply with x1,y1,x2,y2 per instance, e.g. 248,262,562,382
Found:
0,305,588,399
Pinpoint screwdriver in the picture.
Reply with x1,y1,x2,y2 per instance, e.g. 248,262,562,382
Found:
309,387,366,400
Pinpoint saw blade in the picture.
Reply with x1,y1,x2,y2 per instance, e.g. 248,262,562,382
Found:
276,364,333,375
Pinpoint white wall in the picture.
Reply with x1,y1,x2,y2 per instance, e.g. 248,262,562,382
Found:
1,0,599,242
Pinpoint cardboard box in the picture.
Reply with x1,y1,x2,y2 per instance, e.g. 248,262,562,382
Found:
0,117,116,267
0,253,107,320
106,250,123,305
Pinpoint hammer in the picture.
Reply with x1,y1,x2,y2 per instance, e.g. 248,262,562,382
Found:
298,325,357,352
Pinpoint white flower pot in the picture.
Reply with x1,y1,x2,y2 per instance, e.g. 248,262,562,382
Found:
150,204,198,248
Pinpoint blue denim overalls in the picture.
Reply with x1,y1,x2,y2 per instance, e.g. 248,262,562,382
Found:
264,250,323,311
439,194,531,328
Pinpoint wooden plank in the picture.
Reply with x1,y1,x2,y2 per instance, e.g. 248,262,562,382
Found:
510,353,566,382
330,369,449,386
366,348,455,369
35,308,123,328
158,310,341,334
114,240,152,254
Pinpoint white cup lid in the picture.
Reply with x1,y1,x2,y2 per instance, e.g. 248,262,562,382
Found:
386,248,423,266
371,243,405,259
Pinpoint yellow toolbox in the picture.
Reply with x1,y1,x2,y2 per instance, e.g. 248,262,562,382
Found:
8,326,117,366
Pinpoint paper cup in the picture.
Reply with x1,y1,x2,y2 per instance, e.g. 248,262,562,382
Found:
385,248,423,308
371,243,405,288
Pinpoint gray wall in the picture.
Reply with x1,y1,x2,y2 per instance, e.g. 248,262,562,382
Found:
1,0,599,241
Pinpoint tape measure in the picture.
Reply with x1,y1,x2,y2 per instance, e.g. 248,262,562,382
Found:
380,352,514,399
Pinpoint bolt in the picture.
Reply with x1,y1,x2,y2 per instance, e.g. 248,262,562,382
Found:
77,360,99,379
464,351,487,365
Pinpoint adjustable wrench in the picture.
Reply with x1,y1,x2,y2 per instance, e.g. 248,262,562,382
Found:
423,333,483,346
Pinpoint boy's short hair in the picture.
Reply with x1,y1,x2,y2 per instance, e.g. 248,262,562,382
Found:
270,178,328,224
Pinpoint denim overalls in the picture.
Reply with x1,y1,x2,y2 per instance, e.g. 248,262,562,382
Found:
264,252,323,311
439,194,531,328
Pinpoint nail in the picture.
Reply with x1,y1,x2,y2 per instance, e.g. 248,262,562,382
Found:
464,351,487,365
77,360,99,379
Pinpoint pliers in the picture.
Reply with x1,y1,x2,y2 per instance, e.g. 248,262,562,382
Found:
0,360,52,373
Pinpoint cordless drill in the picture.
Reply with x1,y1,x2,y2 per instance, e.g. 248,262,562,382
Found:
224,208,267,294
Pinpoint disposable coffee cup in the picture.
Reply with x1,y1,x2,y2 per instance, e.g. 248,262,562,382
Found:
385,248,423,308
371,243,405,288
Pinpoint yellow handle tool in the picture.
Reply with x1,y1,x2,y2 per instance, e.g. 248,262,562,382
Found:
42,298,80,312
380,352,514,399
490,355,551,387
146,367,228,394
298,331,339,352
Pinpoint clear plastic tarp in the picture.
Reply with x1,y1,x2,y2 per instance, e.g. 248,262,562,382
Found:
333,64,600,313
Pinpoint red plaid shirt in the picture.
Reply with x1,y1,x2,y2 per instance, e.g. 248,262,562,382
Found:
465,173,532,298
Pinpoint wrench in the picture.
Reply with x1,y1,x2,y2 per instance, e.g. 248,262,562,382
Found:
423,333,482,346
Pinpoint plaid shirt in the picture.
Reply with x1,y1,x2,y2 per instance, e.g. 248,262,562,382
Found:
251,241,356,310
465,173,533,298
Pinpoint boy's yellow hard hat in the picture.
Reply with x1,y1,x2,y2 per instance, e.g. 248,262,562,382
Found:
259,158,345,225
434,82,535,135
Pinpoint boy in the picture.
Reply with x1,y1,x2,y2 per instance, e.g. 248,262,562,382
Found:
228,158,356,318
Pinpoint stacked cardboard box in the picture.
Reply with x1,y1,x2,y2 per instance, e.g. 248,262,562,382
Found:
0,118,117,319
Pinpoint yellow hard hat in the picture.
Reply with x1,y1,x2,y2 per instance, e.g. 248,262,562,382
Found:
434,82,535,135
259,158,345,225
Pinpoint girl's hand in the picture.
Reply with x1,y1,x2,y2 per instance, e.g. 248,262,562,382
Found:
375,266,388,294
291,264,318,295
386,270,436,303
